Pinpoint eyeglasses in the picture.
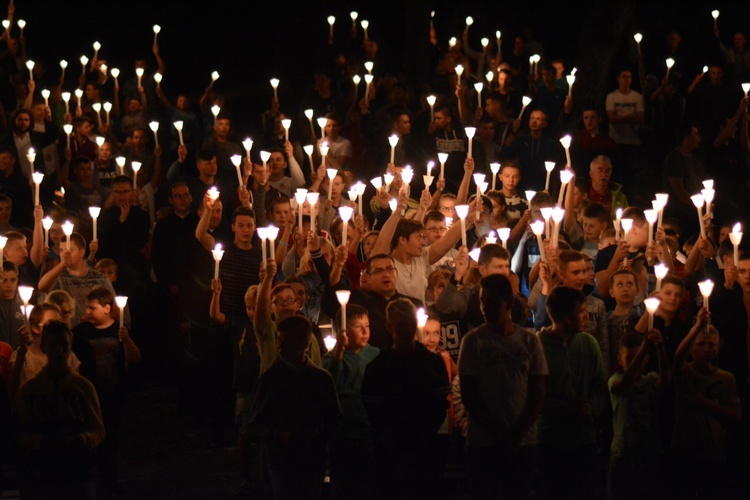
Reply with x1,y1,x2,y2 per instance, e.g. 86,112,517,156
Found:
425,226,448,233
368,266,397,276
438,207,455,213
272,298,298,306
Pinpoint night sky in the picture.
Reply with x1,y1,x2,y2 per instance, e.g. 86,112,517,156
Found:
12,0,748,135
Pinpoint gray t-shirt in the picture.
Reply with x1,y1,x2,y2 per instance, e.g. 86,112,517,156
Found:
458,324,549,447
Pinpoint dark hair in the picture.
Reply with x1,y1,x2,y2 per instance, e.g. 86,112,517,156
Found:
62,232,87,251
479,274,514,323
386,298,417,342
29,303,61,329
335,303,369,334
232,206,256,224
500,160,522,174
40,320,73,345
582,202,609,224
478,244,510,267
546,286,586,323
661,275,685,291
268,196,291,213
365,253,394,274
619,332,644,351
111,175,134,187
169,182,190,197
391,219,423,250
621,206,646,227
609,269,638,288
276,315,312,351
196,149,216,162
422,210,445,225
86,286,114,308
2,261,18,274
558,249,585,271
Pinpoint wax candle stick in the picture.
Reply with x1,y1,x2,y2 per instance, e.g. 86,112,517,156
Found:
518,96,531,119
455,205,469,248
557,169,573,206
729,223,743,266
174,121,184,146
89,207,100,241
691,193,706,239
438,152,448,179
544,162,555,192
270,78,279,100
339,206,354,247
115,296,128,330
306,192,319,234
560,135,572,168
644,209,658,246
336,290,351,335
427,95,436,122
31,171,43,207
388,135,399,164
212,244,224,280
42,217,53,247
644,297,659,330
490,163,500,191
231,155,243,187
498,227,510,249
62,221,74,251
654,263,668,292
531,220,546,262
465,127,475,159
267,226,279,262
634,33,643,55
149,121,160,148
153,25,161,45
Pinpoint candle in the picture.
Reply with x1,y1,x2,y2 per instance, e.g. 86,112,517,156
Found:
486,70,494,88
259,150,270,172
455,205,469,248
0,235,5,267
153,72,162,89
371,177,383,191
473,172,486,220
207,187,220,202
540,207,553,240
31,171,43,207
63,123,73,149
327,15,335,43
257,227,268,263
303,145,315,174
644,209,658,246
364,74,373,101
729,223,743,266
743,83,750,97
465,127,476,159
42,217,53,247
621,218,633,245
557,169,574,206
353,181,366,216
326,168,337,201
149,121,160,147
17,19,26,37
711,10,719,30
691,193,706,239
243,138,253,162
110,67,119,86
634,33,643,55
336,290,351,336
497,227,510,249
103,102,112,124
80,55,88,77
518,96,531,119
317,117,327,142
115,296,128,330
267,226,279,262
566,74,575,97
698,279,714,316
60,60,68,81
304,109,315,137
211,71,220,83
115,157,126,176
438,152,448,179
26,60,34,82
281,118,291,143
89,206,100,240
544,161,555,192
531,220,546,262
339,206,354,247
455,64,464,87
490,163,500,191
212,243,224,280
417,307,428,343
474,82,484,110
153,24,161,45
426,95,436,122
423,175,434,191
464,16,473,36
211,104,220,120
92,103,102,126
388,135,399,165
231,155,243,187
364,61,374,75
701,188,714,219
319,142,329,169
62,92,71,115
560,135,572,168
294,190,307,232
551,207,565,248
62,221,74,251
270,78,279,100
644,297,660,330
615,207,623,241
131,162,141,189
654,262,668,292
174,121,184,145
352,75,361,99
306,192,319,234
665,58,674,80
361,19,369,40
135,67,144,88
654,193,668,228
350,11,358,32
41,89,50,109
18,286,33,330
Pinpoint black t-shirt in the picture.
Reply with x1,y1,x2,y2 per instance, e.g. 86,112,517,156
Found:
72,321,126,396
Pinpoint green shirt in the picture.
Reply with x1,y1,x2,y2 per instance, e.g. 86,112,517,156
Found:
256,320,322,376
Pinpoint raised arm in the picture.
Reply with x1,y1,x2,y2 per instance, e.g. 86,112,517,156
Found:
253,259,277,337
29,205,45,269
285,141,306,189
456,157,474,204
195,193,217,252
371,191,407,256
209,278,226,325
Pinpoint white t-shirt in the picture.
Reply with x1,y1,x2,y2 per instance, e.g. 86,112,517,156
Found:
394,246,432,303
605,89,644,145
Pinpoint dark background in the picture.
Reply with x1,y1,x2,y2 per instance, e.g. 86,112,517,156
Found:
12,0,749,136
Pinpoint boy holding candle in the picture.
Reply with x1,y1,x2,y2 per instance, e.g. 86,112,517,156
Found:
536,285,608,500
670,307,741,498
72,286,140,495
322,303,379,500
607,330,671,500
0,261,24,350
606,270,645,371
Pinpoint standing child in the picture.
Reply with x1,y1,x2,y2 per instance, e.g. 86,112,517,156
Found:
72,286,141,496
607,269,645,372
608,331,671,500
671,308,742,499
578,202,610,260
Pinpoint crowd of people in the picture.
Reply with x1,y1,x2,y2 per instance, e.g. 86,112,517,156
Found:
1,2,750,499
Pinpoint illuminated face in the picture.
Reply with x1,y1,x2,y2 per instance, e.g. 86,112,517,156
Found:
111,182,134,207
169,185,193,213
214,118,231,138
232,215,256,245
528,111,546,131
610,273,637,304
347,315,371,350
423,219,447,245
500,167,521,193
99,142,112,161
271,202,292,228
14,112,31,132
251,164,268,186
400,231,426,257
33,310,62,336
288,282,308,310
324,118,340,139
362,234,378,258
32,104,46,122
561,259,588,290
582,110,600,133
572,185,588,208
479,257,510,277
98,266,118,283
429,278,448,302
0,270,18,300
363,257,398,296
552,61,564,77
268,152,287,178
197,156,218,177
737,259,750,293
77,120,93,137
422,318,441,352
271,288,299,319
4,238,28,266
0,201,11,224
434,110,451,130
573,301,588,331
85,300,111,324
582,217,607,241
327,175,345,199
131,129,147,149
438,198,456,219
658,283,684,315
75,161,94,183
